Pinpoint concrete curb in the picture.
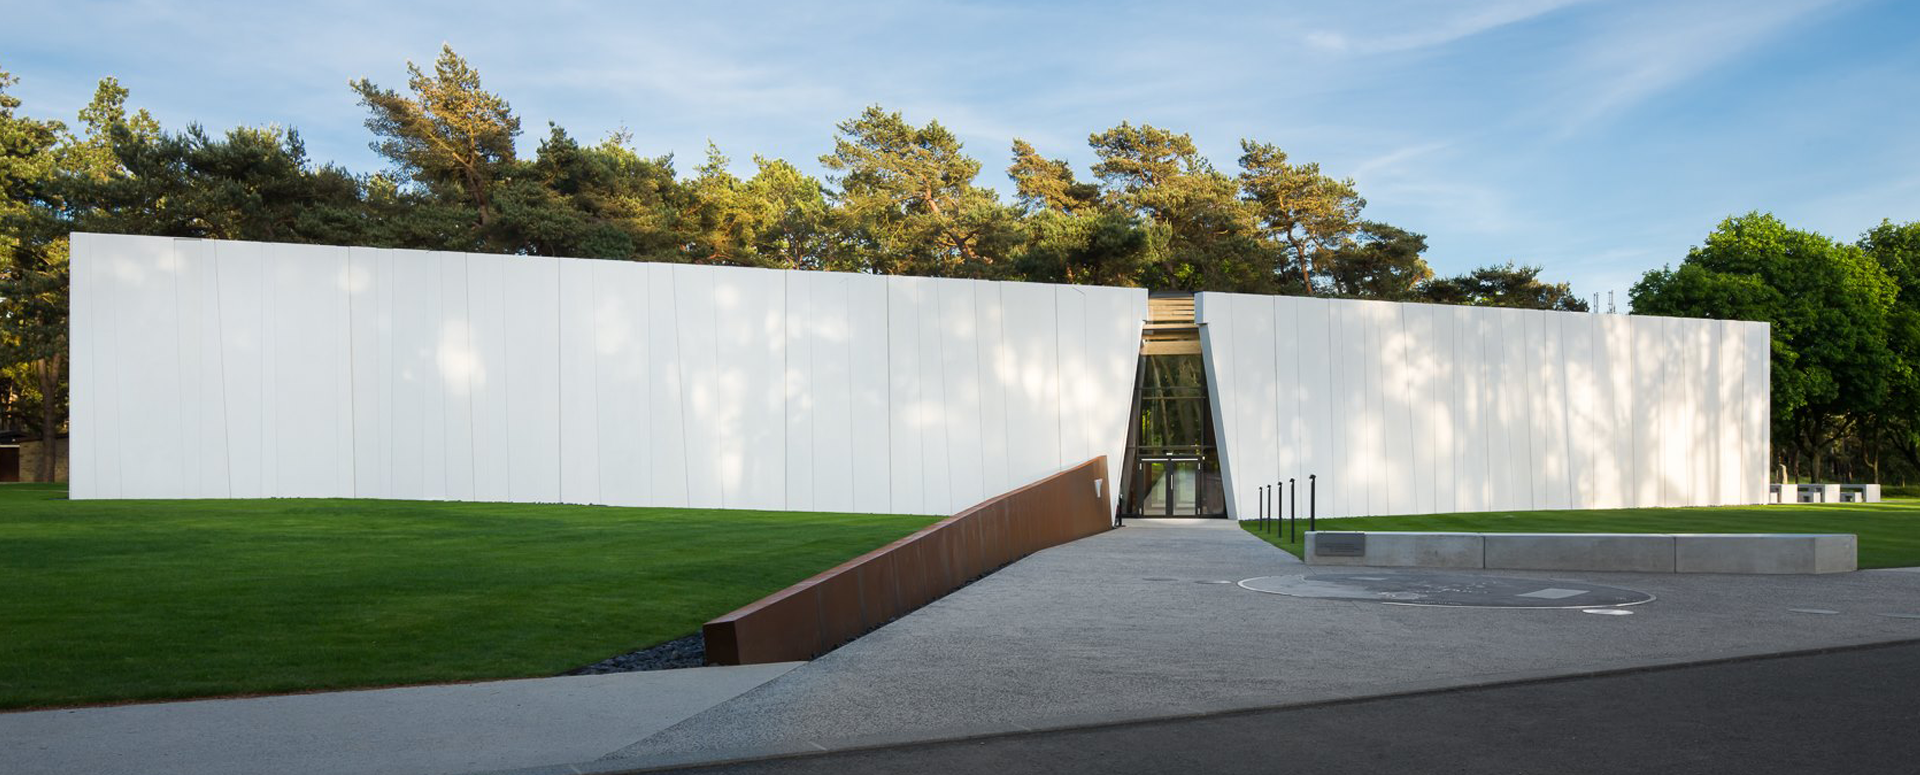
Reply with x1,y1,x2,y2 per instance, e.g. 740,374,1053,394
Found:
469,634,1920,775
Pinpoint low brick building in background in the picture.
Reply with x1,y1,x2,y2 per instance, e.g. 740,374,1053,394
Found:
2,436,66,483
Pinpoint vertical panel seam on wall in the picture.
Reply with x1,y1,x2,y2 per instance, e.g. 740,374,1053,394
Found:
70,235,86,496
671,268,690,506
1559,314,1576,509
712,268,728,508
785,272,795,512
1322,298,1336,515
1522,312,1538,510
1272,296,1285,502
210,243,234,498
1071,286,1089,472
257,246,270,496
843,276,857,509
1626,317,1637,507
1053,288,1066,471
1395,303,1410,515
463,257,479,496
169,240,190,493
586,266,601,504
345,249,360,497
935,284,952,511
1729,321,1744,504
780,271,790,511
883,278,893,512
500,257,516,500
976,282,991,508
555,259,564,502
103,236,119,496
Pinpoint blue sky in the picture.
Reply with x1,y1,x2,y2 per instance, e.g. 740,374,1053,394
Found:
6,0,1918,305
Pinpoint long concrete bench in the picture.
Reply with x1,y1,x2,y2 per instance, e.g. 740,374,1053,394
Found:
1303,531,1856,574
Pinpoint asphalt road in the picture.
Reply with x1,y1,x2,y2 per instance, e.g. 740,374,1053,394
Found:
656,641,1920,775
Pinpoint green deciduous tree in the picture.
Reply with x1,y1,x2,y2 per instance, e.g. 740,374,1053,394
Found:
1632,213,1899,481
0,66,74,480
1859,220,1920,480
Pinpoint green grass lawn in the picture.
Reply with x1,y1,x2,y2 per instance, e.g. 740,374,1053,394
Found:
0,483,937,710
1239,498,1920,569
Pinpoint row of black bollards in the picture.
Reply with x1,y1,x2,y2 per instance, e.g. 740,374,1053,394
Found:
1257,474,1316,540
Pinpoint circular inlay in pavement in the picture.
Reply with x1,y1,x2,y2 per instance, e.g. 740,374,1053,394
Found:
1237,571,1655,609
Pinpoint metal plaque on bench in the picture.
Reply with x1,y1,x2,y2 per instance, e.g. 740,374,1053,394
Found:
1316,532,1366,557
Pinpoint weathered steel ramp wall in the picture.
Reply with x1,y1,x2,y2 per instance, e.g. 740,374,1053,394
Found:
703,456,1112,665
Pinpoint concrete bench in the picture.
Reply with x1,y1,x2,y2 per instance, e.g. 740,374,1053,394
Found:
1796,484,1840,503
1304,531,1856,574
1838,484,1881,503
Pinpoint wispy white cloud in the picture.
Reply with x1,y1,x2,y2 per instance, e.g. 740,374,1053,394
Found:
1540,0,1844,135
4,0,1912,306
1301,0,1596,54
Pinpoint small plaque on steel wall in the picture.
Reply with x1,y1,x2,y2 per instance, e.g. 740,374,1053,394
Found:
1315,532,1366,557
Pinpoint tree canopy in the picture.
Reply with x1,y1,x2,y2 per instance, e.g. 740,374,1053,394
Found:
1,47,1610,477
1632,213,1916,484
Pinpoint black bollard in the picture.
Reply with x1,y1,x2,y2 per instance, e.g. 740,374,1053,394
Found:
1264,483,1272,533
1289,477,1297,542
1309,474,1317,533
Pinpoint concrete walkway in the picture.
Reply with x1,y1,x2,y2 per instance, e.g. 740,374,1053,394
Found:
597,519,1920,771
10,521,1920,775
672,641,1920,775
0,662,798,775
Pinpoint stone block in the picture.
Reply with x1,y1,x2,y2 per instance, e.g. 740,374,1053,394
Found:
1673,534,1857,574
1305,532,1484,569
1797,484,1840,503
1840,484,1881,503
1482,533,1677,573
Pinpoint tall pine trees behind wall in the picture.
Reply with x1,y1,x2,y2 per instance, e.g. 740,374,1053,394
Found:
16,45,1915,485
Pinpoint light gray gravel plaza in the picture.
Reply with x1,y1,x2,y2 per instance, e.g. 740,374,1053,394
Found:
9,519,1920,775
602,518,1920,769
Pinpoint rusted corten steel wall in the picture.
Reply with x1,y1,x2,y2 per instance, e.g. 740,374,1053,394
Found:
704,456,1113,665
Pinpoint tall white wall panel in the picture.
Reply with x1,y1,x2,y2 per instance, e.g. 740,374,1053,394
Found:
846,274,893,513
1200,292,1771,519
591,259,651,508
70,234,1145,516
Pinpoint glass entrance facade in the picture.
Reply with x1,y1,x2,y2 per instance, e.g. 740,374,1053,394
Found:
1119,353,1227,518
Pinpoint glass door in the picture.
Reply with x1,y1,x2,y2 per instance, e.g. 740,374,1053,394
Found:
1120,352,1226,519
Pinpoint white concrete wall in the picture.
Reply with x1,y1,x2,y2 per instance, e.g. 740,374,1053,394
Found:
69,234,1146,515
1198,292,1770,519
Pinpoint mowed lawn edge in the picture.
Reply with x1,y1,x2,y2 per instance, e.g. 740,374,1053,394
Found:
0,483,940,710
1238,499,1920,569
